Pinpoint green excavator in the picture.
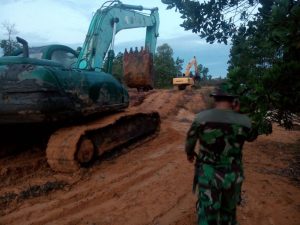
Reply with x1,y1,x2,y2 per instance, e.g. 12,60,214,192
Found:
0,1,160,172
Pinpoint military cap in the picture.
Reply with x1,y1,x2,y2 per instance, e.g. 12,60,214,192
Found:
210,83,238,98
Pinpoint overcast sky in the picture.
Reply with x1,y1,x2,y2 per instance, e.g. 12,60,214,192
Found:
0,0,230,77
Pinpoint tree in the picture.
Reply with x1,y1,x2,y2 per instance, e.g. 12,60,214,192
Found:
102,52,124,82
111,52,123,82
0,22,21,55
163,0,300,133
175,56,184,76
154,43,178,88
227,0,300,133
162,0,263,44
197,63,209,80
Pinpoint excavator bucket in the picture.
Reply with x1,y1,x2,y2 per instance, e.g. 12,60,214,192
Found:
123,47,154,91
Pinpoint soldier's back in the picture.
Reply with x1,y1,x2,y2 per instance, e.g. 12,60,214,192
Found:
195,108,251,170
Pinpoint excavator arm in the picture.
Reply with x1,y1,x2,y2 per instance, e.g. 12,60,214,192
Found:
184,56,198,77
77,1,159,71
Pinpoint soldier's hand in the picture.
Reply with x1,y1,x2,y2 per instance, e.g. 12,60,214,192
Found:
187,154,194,163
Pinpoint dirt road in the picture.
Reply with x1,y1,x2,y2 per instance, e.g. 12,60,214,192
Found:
1,89,299,225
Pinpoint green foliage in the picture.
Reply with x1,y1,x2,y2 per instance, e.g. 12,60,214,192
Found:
111,52,123,82
175,56,184,76
162,0,261,44
154,43,179,88
163,0,300,134
228,0,300,133
197,64,209,80
0,22,21,56
102,52,124,82
0,39,21,55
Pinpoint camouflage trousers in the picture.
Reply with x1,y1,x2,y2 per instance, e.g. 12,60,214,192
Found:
194,163,243,225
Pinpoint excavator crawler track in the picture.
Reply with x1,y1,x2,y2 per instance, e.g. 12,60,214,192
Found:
46,110,160,172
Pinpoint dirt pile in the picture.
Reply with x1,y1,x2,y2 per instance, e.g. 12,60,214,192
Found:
0,89,299,225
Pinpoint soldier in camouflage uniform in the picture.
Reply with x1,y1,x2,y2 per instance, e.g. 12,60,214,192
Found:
185,85,255,225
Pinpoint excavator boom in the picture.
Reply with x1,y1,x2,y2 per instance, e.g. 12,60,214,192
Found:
77,2,159,71
184,56,198,77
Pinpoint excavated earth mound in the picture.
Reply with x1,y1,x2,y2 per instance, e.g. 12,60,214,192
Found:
0,88,299,225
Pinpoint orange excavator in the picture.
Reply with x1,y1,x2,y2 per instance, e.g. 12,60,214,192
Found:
173,56,198,90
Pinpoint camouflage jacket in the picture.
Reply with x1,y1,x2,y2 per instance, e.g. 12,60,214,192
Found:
186,108,252,172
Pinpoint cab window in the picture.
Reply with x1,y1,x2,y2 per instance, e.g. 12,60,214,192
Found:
51,50,77,68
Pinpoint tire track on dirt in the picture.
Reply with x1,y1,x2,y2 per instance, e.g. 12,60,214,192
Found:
1,121,191,225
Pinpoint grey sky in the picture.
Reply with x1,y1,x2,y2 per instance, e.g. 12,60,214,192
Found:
0,0,230,77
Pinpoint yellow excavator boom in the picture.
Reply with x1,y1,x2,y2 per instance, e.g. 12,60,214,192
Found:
184,56,198,77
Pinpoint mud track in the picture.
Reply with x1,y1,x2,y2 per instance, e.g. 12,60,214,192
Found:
0,88,299,225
